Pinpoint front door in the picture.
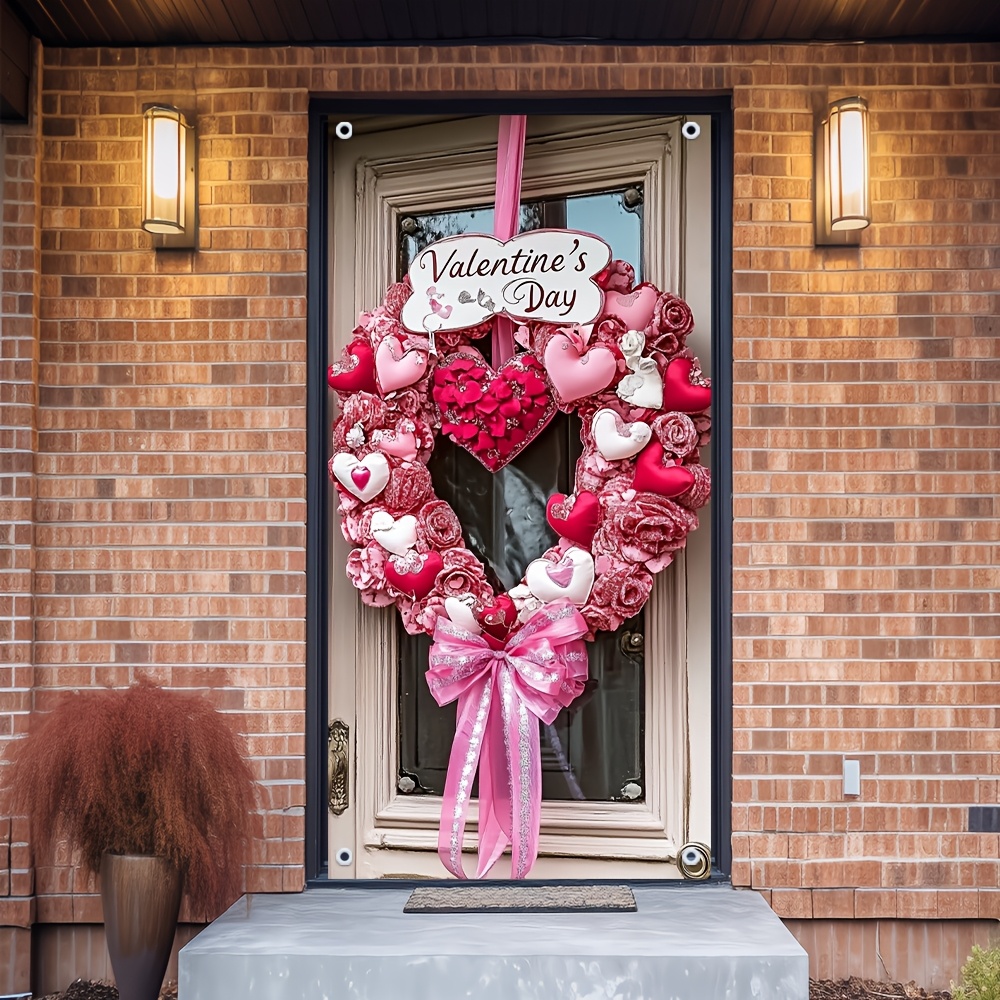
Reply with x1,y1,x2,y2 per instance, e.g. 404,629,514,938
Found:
327,114,714,879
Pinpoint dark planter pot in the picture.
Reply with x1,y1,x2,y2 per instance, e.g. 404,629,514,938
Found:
100,852,183,1000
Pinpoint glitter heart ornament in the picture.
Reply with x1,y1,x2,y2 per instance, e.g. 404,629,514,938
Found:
542,331,617,406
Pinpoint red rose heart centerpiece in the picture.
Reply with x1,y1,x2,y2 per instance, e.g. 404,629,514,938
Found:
431,351,557,472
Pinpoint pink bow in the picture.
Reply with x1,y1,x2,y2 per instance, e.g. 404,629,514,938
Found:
426,600,589,879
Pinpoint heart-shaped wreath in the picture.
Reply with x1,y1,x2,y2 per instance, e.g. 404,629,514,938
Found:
329,258,711,644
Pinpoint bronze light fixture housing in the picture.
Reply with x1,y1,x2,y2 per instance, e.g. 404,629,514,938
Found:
141,104,197,249
815,96,871,246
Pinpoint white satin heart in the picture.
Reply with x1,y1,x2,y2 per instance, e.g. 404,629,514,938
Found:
330,451,390,502
370,511,418,556
592,408,652,461
444,595,482,634
524,546,595,606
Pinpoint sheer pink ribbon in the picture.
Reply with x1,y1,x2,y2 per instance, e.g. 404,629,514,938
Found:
491,114,527,367
426,600,589,879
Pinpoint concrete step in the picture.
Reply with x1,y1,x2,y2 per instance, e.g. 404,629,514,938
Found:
179,882,807,1000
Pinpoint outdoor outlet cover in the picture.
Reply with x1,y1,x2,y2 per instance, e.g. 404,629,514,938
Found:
843,758,861,796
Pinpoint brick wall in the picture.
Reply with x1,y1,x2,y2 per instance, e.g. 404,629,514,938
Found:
1,38,999,990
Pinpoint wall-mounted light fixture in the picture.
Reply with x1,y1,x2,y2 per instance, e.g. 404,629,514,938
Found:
141,104,196,249
815,96,870,246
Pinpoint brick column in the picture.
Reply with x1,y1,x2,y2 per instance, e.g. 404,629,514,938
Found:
0,36,42,995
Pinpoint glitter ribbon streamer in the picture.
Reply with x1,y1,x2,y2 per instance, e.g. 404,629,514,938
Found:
426,600,589,879
491,114,527,367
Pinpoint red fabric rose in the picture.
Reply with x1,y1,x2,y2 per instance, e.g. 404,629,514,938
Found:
434,547,492,602
583,565,652,633
676,463,711,511
595,259,635,293
382,279,411,319
595,491,699,573
421,500,464,548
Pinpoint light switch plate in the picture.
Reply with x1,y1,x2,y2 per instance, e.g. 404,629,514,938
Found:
843,758,861,796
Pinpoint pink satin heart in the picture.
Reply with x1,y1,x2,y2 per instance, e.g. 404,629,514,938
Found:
602,284,658,330
373,428,418,461
542,333,617,405
546,560,575,588
351,467,371,489
375,335,429,394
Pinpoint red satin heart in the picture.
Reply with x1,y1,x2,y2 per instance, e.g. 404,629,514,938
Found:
328,338,377,395
383,550,443,601
632,442,696,498
431,352,557,472
475,594,519,643
546,491,601,549
661,357,712,414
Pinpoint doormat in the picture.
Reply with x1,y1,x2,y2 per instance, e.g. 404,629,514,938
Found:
404,884,637,914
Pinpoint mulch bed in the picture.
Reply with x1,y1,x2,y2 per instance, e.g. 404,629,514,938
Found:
36,979,951,1000
810,979,951,1000
34,982,177,1000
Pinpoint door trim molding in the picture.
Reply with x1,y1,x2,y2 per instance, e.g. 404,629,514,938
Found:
306,95,734,883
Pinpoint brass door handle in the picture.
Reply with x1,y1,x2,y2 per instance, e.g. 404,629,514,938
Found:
328,719,350,815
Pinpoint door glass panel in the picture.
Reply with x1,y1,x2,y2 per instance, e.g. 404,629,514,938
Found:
396,188,645,803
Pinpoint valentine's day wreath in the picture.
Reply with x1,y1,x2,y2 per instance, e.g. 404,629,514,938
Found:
329,256,711,642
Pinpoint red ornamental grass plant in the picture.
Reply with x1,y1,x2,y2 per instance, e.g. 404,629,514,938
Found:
6,679,257,919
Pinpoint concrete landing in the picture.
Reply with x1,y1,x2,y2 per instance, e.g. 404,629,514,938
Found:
178,883,807,1000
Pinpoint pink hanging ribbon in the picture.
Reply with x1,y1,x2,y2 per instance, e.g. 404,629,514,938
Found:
426,600,589,879
491,115,527,367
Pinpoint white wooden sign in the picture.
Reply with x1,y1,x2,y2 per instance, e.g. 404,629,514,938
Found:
400,230,612,334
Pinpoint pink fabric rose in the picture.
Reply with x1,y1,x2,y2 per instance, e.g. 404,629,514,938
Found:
651,412,698,459
345,543,396,607
332,393,388,450
398,593,447,636
420,500,464,549
645,293,694,359
384,462,433,513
